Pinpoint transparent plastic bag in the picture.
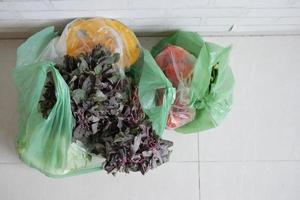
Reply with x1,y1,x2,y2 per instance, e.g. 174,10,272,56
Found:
155,45,196,129
13,18,141,177
40,18,140,68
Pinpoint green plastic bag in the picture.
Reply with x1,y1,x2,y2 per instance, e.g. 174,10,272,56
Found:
139,31,234,134
13,27,104,177
137,49,176,136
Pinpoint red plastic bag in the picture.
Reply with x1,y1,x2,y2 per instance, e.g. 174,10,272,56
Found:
155,45,196,129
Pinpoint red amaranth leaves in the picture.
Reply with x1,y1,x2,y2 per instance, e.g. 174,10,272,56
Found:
39,44,173,175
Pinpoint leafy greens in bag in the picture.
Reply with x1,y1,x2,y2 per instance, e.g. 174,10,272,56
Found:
39,44,173,175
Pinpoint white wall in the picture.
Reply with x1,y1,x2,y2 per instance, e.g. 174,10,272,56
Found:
0,0,300,37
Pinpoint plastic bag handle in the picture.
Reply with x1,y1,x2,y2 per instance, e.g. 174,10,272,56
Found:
138,49,176,136
14,61,74,175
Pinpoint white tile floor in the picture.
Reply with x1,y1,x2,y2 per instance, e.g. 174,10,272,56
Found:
0,35,299,200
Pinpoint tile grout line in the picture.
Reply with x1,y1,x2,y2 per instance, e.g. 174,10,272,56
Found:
1,32,300,40
197,133,201,200
0,162,22,165
1,159,299,165
199,160,300,163
0,160,200,165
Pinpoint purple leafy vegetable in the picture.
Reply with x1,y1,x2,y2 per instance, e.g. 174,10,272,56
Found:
39,45,173,175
